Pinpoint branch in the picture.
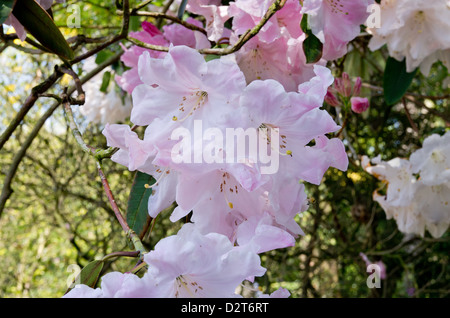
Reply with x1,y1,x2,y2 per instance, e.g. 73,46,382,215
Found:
0,66,63,150
0,52,122,218
127,0,287,56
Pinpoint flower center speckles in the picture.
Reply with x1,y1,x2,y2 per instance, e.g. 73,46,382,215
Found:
326,0,348,15
173,90,208,122
431,150,445,163
414,11,425,34
259,123,292,157
219,172,241,209
175,275,204,298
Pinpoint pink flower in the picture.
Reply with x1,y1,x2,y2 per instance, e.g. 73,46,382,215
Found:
229,0,302,44
229,0,321,92
115,20,211,94
131,45,246,128
301,0,374,60
350,96,370,113
239,66,347,185
162,18,210,49
115,22,169,94
186,0,230,42
63,271,162,298
144,223,266,297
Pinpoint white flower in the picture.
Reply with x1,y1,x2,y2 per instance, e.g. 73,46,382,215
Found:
79,59,132,125
363,132,450,238
367,0,450,75
409,132,450,186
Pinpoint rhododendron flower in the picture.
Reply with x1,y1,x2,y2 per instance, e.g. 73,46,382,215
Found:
64,224,266,298
63,271,162,298
144,223,266,297
229,0,302,44
301,0,374,60
367,0,450,75
350,96,369,113
186,0,230,42
259,287,291,298
409,132,450,186
115,21,211,94
228,0,321,92
363,131,450,238
131,45,246,129
238,68,347,185
326,72,368,111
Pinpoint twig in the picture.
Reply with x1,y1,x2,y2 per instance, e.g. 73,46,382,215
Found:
96,160,147,257
402,97,419,134
0,66,63,150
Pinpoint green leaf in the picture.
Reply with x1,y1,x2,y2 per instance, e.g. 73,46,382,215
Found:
12,0,74,60
126,171,155,239
129,15,141,32
0,0,15,24
383,57,417,105
99,71,111,93
303,32,323,64
95,49,115,65
65,260,104,293
300,14,323,64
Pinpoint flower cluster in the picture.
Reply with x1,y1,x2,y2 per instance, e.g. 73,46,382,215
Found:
104,45,348,251
78,58,132,125
362,131,450,238
65,224,288,298
367,0,450,75
324,72,370,114
63,0,382,298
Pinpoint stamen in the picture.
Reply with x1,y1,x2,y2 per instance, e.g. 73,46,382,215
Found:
173,91,208,122
144,168,169,189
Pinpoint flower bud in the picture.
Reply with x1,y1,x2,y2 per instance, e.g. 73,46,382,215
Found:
341,72,352,97
353,77,362,96
324,89,340,107
351,97,369,113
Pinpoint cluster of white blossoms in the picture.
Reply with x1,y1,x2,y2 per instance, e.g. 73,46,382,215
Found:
78,59,132,125
367,0,450,75
362,131,450,238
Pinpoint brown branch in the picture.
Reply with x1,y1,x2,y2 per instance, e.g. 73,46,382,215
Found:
402,97,419,134
124,10,208,36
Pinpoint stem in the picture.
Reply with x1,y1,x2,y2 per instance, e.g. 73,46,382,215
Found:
128,0,287,56
96,160,147,257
